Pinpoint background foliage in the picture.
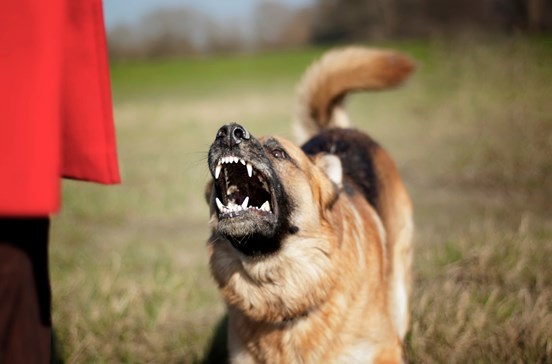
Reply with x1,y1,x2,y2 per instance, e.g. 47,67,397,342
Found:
107,0,552,59
51,36,551,362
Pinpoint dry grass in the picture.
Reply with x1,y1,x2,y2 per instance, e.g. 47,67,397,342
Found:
50,37,551,363
409,218,552,363
347,36,552,362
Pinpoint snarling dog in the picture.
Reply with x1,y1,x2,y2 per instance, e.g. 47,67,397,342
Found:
205,47,415,363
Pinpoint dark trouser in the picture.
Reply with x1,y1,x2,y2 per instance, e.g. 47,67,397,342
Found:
0,218,51,364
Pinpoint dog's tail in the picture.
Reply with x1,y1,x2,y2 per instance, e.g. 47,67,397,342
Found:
294,47,415,142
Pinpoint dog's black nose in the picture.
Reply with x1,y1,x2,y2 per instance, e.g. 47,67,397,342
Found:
216,123,250,146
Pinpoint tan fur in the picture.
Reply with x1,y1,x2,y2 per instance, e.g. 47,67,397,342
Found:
207,47,414,363
294,47,415,143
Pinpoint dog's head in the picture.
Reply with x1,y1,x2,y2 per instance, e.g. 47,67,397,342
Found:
206,123,342,257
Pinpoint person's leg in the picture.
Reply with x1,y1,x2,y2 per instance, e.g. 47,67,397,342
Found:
0,218,51,364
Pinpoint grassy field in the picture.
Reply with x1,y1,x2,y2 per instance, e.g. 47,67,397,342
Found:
50,35,551,363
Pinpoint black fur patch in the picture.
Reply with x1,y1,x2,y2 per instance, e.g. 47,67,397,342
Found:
301,128,381,209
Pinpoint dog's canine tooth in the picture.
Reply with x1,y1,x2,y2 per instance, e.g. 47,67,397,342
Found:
215,197,224,212
246,163,253,177
260,201,270,212
215,164,222,179
242,196,249,209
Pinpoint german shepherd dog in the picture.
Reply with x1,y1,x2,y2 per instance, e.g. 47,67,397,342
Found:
205,47,415,363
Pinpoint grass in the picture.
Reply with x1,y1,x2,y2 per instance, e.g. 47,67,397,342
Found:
50,35,551,363
109,48,327,102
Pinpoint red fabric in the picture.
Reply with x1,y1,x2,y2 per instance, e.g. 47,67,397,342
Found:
0,0,120,216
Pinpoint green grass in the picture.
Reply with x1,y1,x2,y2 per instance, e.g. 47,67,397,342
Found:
51,36,551,363
109,48,328,101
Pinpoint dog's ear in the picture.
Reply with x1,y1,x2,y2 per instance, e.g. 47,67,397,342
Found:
312,154,342,209
315,154,342,187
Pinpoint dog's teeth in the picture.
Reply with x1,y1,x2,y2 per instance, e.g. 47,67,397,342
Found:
260,201,270,212
246,163,253,177
215,164,222,179
240,159,246,165
241,196,249,208
215,197,224,212
234,157,239,163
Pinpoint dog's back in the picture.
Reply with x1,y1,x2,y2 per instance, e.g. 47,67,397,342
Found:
295,47,415,339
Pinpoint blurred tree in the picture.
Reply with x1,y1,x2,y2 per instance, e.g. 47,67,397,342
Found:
310,0,400,42
106,0,552,59
309,0,552,43
526,0,545,31
254,1,313,49
107,24,143,59
498,0,552,32
203,20,245,54
140,8,201,58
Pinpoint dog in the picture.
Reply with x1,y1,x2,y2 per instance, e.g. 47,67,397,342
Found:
205,47,415,363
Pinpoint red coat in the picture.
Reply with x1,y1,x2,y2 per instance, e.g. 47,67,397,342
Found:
0,0,120,216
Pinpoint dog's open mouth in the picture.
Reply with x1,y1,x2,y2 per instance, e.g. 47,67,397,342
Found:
207,124,292,255
213,154,274,220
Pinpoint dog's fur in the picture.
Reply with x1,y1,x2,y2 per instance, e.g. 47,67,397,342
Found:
205,47,414,363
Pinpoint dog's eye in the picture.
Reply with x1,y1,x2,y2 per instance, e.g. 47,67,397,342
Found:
271,148,286,159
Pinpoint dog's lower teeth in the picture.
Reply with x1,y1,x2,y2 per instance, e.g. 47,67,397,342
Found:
216,195,272,215
216,197,224,211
